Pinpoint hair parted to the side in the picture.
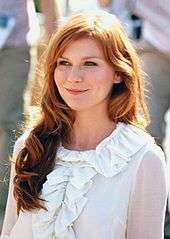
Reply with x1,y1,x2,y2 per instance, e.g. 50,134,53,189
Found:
13,10,149,214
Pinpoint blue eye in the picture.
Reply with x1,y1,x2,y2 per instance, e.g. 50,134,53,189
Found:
84,61,98,66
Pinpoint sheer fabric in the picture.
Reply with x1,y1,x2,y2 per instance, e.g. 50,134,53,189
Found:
0,123,168,239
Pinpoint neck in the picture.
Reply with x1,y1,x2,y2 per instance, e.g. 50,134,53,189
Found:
65,104,116,150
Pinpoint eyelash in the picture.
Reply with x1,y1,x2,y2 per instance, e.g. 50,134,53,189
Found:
57,60,70,66
84,61,98,66
57,60,98,66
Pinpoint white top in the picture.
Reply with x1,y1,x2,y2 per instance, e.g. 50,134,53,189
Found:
1,122,168,239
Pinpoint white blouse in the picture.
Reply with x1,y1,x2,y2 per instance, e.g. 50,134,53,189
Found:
1,122,168,239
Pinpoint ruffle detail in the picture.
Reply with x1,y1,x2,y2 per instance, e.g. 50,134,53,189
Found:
32,122,155,239
32,164,97,239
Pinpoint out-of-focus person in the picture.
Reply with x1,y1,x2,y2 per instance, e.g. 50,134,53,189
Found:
133,1,170,145
0,0,58,226
98,0,143,40
0,0,38,219
25,0,59,117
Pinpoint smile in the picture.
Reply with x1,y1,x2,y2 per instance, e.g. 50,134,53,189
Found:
65,88,89,95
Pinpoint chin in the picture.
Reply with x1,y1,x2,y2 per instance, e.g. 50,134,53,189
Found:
67,105,88,111
65,102,93,111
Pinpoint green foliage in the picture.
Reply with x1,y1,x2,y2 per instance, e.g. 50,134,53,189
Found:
34,0,41,12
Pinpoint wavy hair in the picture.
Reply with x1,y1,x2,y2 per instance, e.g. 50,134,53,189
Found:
13,10,149,214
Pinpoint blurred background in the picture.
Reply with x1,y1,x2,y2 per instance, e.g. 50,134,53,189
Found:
0,0,170,238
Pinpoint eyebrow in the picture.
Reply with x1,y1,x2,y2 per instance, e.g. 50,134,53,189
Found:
59,56,103,60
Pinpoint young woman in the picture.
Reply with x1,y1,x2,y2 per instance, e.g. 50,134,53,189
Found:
1,10,167,239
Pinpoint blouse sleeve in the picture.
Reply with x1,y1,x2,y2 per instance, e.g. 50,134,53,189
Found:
0,134,26,238
126,146,168,239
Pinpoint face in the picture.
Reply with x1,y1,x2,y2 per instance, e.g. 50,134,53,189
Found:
54,37,121,112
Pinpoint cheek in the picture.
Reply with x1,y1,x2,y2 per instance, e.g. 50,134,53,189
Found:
92,70,114,91
54,69,65,87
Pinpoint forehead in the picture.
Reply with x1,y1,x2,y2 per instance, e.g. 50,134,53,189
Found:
61,37,105,58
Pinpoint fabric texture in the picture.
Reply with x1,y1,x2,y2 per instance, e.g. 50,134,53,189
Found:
0,236,11,239
1,123,168,239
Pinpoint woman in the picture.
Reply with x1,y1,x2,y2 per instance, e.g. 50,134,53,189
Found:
1,10,167,239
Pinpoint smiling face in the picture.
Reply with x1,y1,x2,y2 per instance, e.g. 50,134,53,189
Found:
54,37,121,112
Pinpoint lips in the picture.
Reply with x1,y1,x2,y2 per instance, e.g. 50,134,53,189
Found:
65,88,88,95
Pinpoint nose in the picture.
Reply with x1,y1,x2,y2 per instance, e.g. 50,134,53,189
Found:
67,66,83,83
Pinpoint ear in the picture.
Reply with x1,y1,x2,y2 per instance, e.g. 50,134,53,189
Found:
113,73,122,84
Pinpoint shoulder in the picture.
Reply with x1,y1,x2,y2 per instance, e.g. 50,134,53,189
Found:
137,143,166,176
11,129,31,163
125,123,166,168
131,140,167,197
111,122,156,159
117,122,166,170
132,143,168,201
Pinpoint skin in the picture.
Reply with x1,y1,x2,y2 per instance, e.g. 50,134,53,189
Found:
54,37,122,150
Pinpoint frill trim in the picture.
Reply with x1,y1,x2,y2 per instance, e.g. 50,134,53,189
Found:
0,236,12,239
32,122,155,239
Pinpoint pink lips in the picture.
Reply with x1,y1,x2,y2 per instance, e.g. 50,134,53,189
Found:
66,88,88,95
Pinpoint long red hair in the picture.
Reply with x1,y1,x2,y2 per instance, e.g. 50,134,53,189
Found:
13,10,149,214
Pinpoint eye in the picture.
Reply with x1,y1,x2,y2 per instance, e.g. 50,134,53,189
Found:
84,61,98,66
57,60,71,66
